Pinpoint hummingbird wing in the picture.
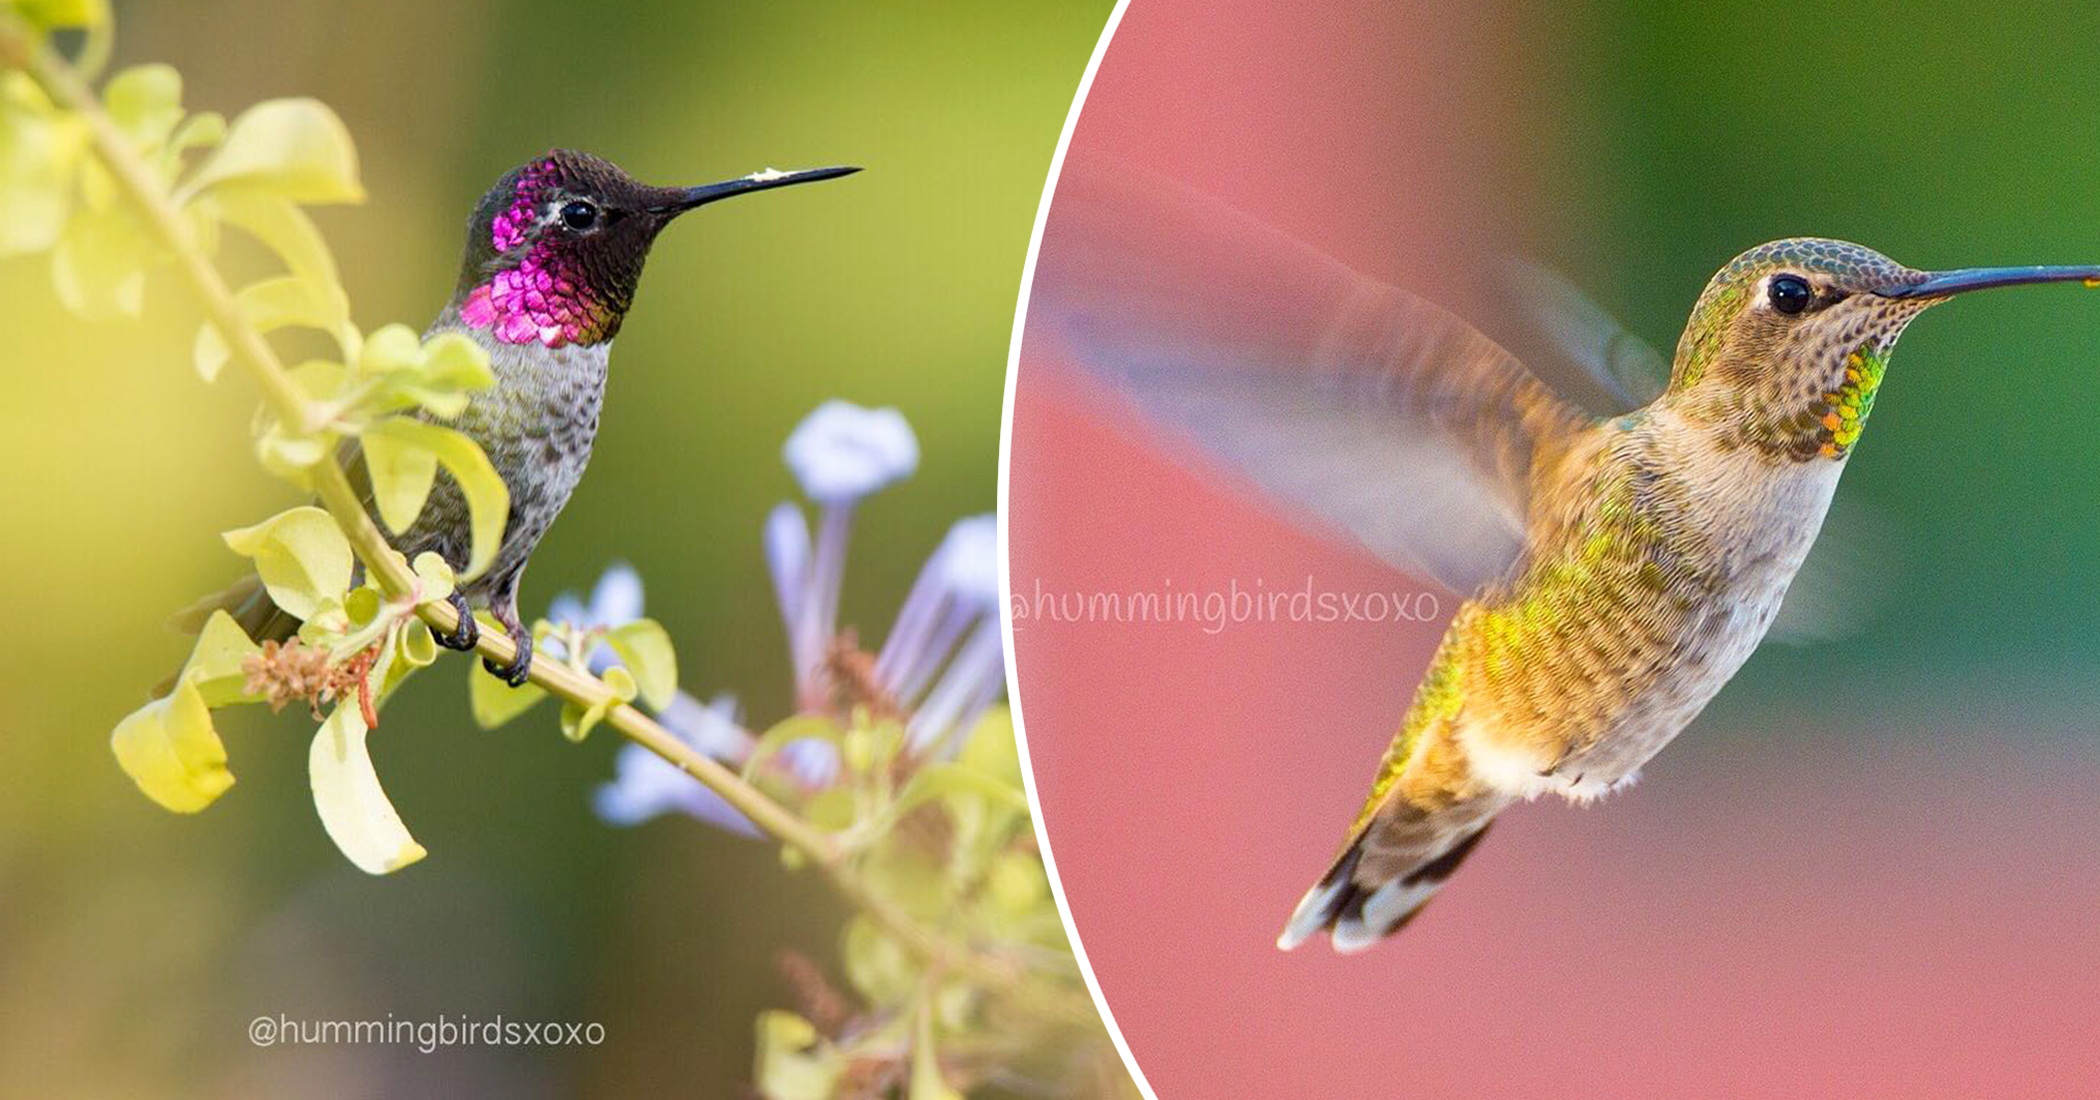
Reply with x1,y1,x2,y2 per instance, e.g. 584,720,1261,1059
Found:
1491,255,1671,412
1763,490,1900,645
1031,167,1595,595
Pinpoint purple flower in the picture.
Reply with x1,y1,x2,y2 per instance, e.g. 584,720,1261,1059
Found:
768,402,921,708
545,562,643,675
593,692,761,837
593,403,1008,842
782,401,919,505
777,736,840,789
764,503,819,701
876,514,1004,755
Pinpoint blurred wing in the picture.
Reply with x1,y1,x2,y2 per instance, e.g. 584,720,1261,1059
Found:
1494,255,1670,412
1031,167,1594,595
1767,492,1899,645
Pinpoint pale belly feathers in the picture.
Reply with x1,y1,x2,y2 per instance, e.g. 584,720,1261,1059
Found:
1455,408,1845,803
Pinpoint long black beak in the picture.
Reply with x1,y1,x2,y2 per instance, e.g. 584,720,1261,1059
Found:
653,165,860,214
1880,265,2100,299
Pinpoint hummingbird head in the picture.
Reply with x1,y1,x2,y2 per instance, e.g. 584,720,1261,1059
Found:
451,149,857,348
1667,237,2100,460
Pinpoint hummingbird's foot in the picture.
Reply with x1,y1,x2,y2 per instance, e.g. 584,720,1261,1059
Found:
483,629,534,687
434,591,479,651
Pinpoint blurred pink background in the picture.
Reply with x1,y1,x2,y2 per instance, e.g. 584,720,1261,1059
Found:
1007,0,2100,1095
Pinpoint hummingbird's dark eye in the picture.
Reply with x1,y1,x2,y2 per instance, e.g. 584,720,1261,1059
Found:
1768,274,1812,315
559,200,599,231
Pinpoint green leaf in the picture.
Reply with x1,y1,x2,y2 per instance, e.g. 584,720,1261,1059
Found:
468,614,546,727
559,666,634,743
603,619,677,710
910,1001,964,1100
198,188,342,305
104,64,183,150
162,110,226,174
842,717,906,778
357,323,422,375
890,761,1029,822
421,332,495,390
187,98,363,205
400,389,468,424
841,914,917,1005
194,191,356,362
191,325,227,383
986,852,1047,917
342,585,382,627
958,706,1021,786
360,418,442,534
177,609,264,706
193,275,351,382
253,421,329,480
110,678,233,813
862,841,952,918
743,715,844,783
221,506,354,621
309,704,426,874
752,1011,842,1100
50,204,153,318
411,551,457,603
293,594,353,645
243,272,349,338
0,82,78,256
375,619,436,699
11,0,107,30
285,357,352,396
802,787,857,832
356,328,494,420
470,665,548,729
352,419,507,578
398,620,438,668
555,702,587,741
204,186,340,285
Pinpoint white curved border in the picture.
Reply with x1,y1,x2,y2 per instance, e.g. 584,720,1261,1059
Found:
995,1,1156,1097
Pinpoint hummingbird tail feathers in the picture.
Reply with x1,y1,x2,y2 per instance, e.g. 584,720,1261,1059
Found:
169,573,304,643
1276,819,1495,954
154,575,301,696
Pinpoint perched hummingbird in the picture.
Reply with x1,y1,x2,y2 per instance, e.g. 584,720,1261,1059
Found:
193,150,857,685
1032,169,2099,954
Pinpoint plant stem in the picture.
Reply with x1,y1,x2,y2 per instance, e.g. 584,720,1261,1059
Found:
5,19,1040,998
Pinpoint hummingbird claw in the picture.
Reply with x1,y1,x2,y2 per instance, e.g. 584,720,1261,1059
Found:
483,631,534,688
434,591,479,651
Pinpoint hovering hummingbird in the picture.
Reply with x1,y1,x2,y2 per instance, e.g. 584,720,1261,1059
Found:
193,150,858,685
1032,169,2099,954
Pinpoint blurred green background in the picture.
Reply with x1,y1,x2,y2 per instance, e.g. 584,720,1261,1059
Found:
0,1,1107,1095
1501,1,2100,727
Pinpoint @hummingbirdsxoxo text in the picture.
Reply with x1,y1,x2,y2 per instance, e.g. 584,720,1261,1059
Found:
247,1013,606,1054
1008,577,1442,636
